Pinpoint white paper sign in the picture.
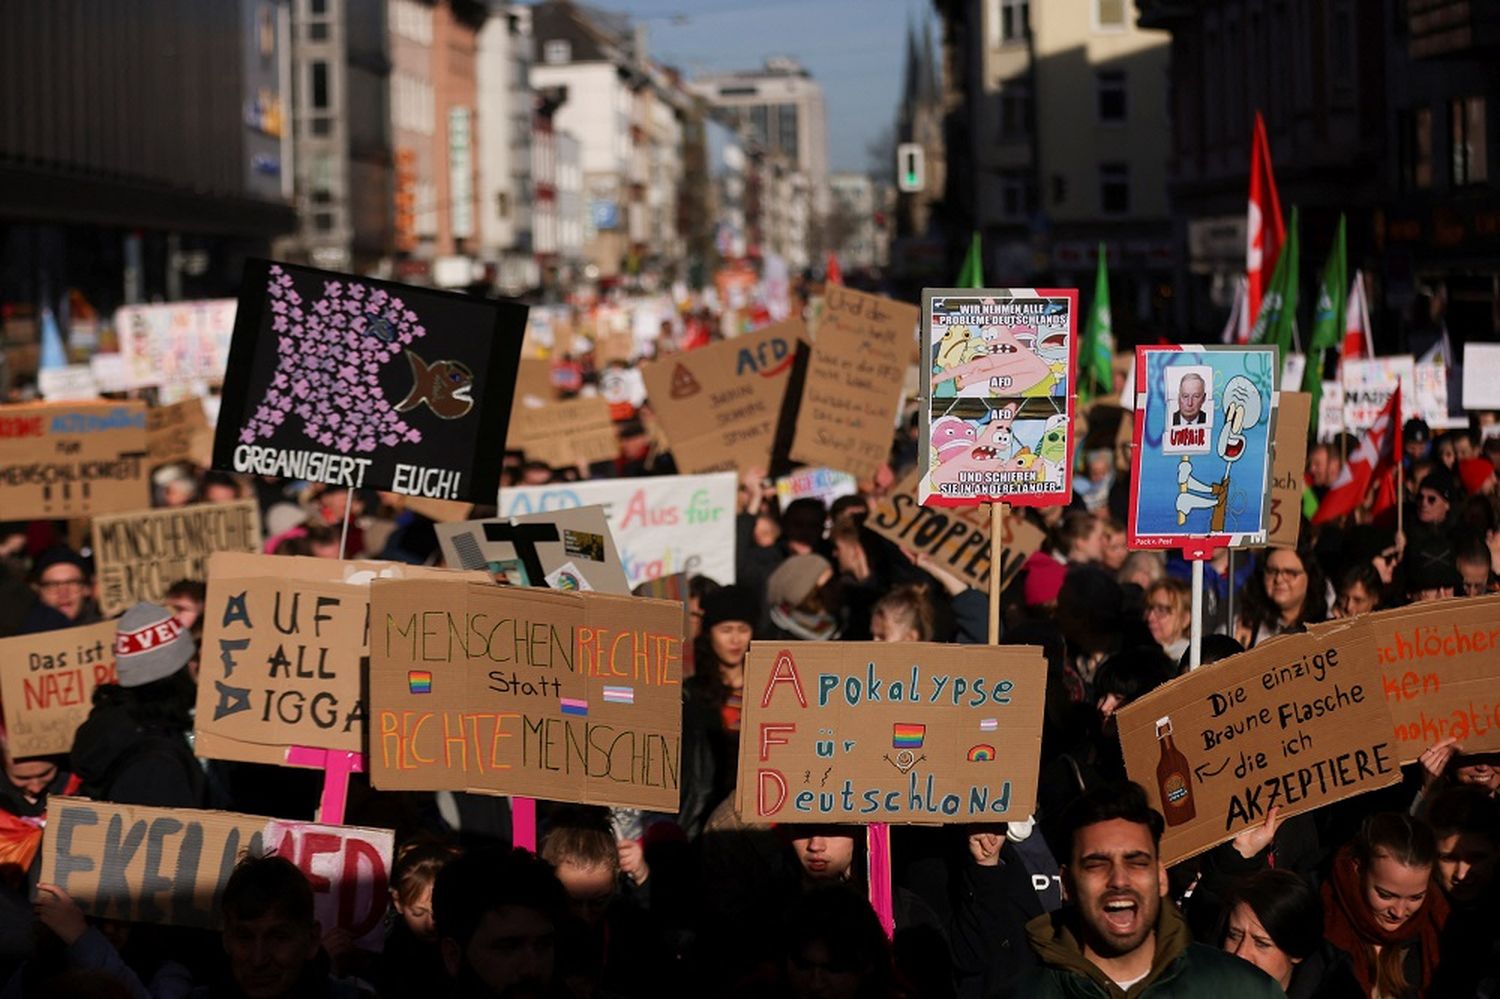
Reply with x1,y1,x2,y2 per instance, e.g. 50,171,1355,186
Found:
1464,344,1500,409
113,300,238,390
38,365,99,401
1318,381,1345,442
498,472,737,586
1281,353,1306,392
1343,356,1416,431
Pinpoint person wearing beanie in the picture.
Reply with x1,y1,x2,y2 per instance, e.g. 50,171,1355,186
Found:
763,553,840,642
70,603,206,809
29,546,101,626
678,584,760,839
1458,456,1497,497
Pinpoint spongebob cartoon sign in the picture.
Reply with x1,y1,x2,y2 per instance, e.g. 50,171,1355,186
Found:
1128,345,1278,554
919,289,1078,508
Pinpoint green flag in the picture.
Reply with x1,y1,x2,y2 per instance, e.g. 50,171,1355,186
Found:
1250,205,1300,360
1081,243,1113,402
956,232,984,288
1302,214,1347,412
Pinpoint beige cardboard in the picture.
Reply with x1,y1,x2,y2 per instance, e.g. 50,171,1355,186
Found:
791,288,920,480
0,620,117,758
41,798,392,939
194,553,488,764
0,401,149,519
1366,594,1500,761
865,473,1043,593
641,321,798,474
1117,619,1401,867
435,506,630,595
508,396,618,467
146,398,212,468
1268,392,1312,548
735,641,1047,823
368,580,684,810
399,495,476,523
91,501,263,616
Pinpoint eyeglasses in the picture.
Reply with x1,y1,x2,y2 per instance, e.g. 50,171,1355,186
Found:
1419,492,1447,505
37,577,88,591
1145,603,1177,616
1264,567,1305,580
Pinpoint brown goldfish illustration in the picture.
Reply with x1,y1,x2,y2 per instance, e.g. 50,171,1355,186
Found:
395,350,475,419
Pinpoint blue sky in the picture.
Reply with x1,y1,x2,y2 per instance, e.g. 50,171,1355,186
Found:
604,0,934,173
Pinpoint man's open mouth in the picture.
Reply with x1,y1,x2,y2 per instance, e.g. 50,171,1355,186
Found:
1102,896,1139,932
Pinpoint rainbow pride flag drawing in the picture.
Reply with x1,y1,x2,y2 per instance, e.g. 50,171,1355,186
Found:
408,671,432,694
892,723,925,749
560,698,589,717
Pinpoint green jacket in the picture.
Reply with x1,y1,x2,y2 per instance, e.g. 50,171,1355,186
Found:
1011,901,1284,999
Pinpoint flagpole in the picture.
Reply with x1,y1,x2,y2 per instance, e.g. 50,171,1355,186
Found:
988,502,1003,644
1225,549,1235,644
1190,558,1205,670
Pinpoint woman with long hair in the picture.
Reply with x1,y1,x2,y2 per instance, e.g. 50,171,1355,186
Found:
1235,544,1327,649
1222,869,1362,997
1142,577,1192,662
1322,813,1449,998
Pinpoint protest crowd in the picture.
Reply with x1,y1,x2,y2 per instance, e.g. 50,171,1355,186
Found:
0,254,1498,999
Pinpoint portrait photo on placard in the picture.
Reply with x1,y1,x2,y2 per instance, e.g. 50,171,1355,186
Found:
1163,365,1213,454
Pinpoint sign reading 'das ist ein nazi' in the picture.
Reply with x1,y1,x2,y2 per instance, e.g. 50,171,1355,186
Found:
369,579,684,811
737,642,1047,823
1117,618,1400,867
214,259,526,502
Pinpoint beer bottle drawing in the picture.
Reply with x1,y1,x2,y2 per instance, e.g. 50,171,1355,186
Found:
1154,715,1196,826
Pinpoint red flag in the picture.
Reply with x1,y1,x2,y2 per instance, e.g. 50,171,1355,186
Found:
1313,383,1403,524
1340,270,1373,366
825,252,843,286
1246,112,1285,335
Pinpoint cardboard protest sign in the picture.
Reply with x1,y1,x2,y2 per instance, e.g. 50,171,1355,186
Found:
865,473,1043,594
92,501,262,616
790,287,919,481
1317,382,1345,442
41,798,392,940
1128,346,1278,555
1268,391,1311,548
1414,360,1466,429
0,401,149,519
194,553,488,765
507,395,618,467
775,467,859,510
1367,595,1500,761
640,321,797,474
114,299,238,390
920,289,1077,507
499,473,736,587
399,495,476,523
435,506,630,594
1463,344,1500,409
368,580,684,810
146,398,213,468
1342,356,1416,431
214,260,526,501
0,620,117,758
1118,619,1400,866
736,641,1048,823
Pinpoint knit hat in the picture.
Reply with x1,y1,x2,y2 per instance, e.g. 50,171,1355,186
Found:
1022,552,1067,607
699,584,760,632
113,602,195,687
1458,457,1495,496
1418,466,1457,504
31,546,92,582
766,554,833,609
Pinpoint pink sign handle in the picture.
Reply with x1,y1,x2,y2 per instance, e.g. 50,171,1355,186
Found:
867,822,895,938
285,747,365,826
512,796,538,852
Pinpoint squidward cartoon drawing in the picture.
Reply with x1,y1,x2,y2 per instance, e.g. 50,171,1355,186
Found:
1175,374,1262,533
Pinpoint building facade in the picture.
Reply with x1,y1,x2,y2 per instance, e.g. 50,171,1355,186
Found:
829,172,883,271
477,2,537,294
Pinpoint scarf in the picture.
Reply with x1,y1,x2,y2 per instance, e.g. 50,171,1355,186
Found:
1322,845,1448,996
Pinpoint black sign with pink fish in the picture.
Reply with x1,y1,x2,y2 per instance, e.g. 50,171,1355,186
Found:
213,259,526,502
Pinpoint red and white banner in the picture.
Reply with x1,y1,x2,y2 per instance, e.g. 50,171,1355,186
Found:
1313,382,1402,524
1341,270,1373,364
1245,112,1285,336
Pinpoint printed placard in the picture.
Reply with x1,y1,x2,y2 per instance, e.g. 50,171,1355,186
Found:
736,642,1048,823
146,398,213,468
920,288,1077,507
640,320,797,474
41,798,392,941
114,299,238,390
1268,391,1312,548
775,467,859,510
435,506,630,595
0,401,149,519
790,287,919,481
1463,344,1500,409
1342,356,1416,432
1117,619,1401,866
92,501,263,616
214,260,526,501
865,472,1044,594
1368,595,1500,761
499,473,736,587
368,580,684,811
194,553,488,764
0,620,117,758
1128,346,1278,555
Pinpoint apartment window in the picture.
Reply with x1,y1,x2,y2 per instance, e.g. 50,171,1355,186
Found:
1096,0,1126,29
1097,71,1127,123
1452,96,1488,185
777,104,799,159
999,0,1029,44
309,0,326,14
311,117,331,136
544,40,571,65
310,61,329,110
313,211,335,232
1404,107,1433,190
749,105,770,147
1329,0,1354,105
999,77,1030,139
1100,162,1130,214
997,170,1034,220
308,22,328,41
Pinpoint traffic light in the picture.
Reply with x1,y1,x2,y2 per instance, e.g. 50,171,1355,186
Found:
898,143,924,193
